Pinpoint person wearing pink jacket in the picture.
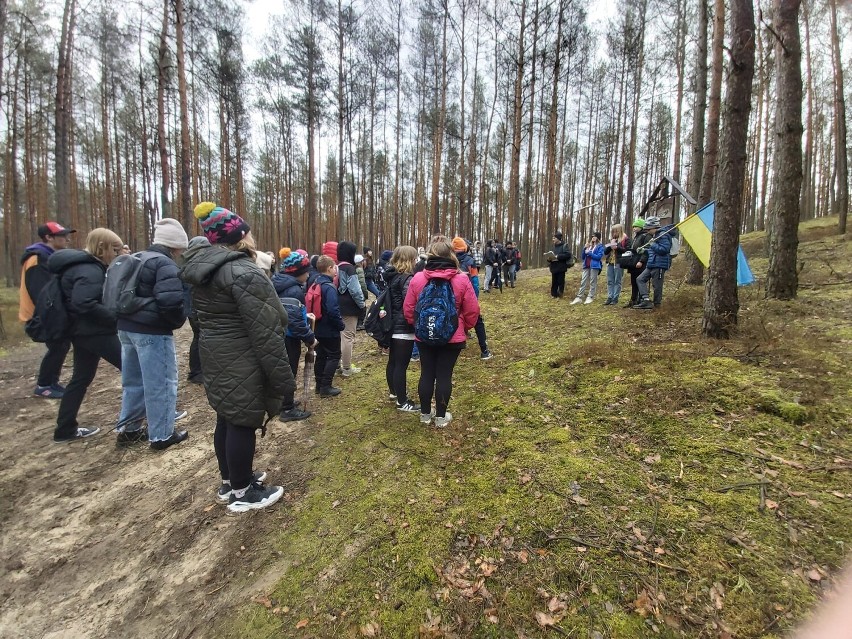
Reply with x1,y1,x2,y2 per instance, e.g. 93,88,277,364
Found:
404,238,480,428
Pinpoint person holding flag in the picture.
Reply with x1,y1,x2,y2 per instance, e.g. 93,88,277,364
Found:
633,216,672,310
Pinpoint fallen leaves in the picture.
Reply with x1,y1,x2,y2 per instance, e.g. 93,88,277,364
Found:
534,611,556,627
295,618,309,629
710,582,725,610
633,589,655,617
360,621,381,636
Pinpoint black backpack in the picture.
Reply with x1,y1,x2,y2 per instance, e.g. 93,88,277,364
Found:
102,251,159,315
25,275,70,343
364,287,394,347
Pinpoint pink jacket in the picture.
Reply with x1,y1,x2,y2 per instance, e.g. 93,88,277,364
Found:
403,265,480,344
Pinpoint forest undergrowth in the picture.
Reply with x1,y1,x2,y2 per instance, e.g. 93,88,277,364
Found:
221,216,851,638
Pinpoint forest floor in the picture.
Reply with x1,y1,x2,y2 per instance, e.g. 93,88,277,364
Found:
0,216,850,639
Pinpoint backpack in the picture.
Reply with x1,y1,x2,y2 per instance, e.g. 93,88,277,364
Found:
566,252,576,268
25,275,70,343
305,282,324,321
102,251,158,315
364,287,394,347
413,277,458,345
617,249,639,269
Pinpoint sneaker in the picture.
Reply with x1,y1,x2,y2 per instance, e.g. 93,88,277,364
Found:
397,401,421,413
318,386,342,397
217,470,268,503
35,385,63,399
633,299,654,310
584,297,593,304
342,366,362,377
150,430,188,451
419,412,433,425
54,427,100,443
51,383,67,393
623,300,636,308
570,297,583,305
116,428,148,445
434,412,453,428
480,349,493,361
174,410,188,421
227,484,285,513
279,407,312,422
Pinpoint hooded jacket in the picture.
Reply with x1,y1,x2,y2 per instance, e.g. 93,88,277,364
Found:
403,258,480,345
548,241,573,274
272,271,316,344
313,273,346,338
47,249,117,338
336,241,365,316
117,244,186,335
645,227,674,271
18,242,56,322
180,243,295,428
383,266,415,335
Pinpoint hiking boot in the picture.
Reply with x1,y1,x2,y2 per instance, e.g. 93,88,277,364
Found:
342,366,361,377
318,386,342,397
175,410,188,421
116,428,148,446
419,412,433,425
217,470,268,503
227,484,285,513
434,412,453,429
35,385,63,399
480,349,493,360
279,407,312,422
584,297,593,304
150,430,188,451
54,427,100,443
397,401,421,413
633,299,654,310
570,297,583,305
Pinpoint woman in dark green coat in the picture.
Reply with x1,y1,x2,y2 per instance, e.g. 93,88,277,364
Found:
181,202,296,513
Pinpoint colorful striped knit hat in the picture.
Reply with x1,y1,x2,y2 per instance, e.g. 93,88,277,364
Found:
193,201,251,245
279,247,311,275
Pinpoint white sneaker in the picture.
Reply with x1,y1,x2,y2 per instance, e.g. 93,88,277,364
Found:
419,412,432,425
570,297,583,305
434,412,453,428
584,297,593,304
342,366,362,377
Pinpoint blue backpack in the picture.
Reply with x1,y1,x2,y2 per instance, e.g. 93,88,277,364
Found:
414,278,458,345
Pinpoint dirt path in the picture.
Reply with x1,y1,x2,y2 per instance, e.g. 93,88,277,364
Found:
0,326,316,639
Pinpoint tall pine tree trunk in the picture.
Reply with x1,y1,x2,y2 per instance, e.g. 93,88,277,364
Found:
507,0,527,242
828,0,848,234
175,0,192,227
766,0,803,299
54,0,77,223
702,0,755,338
156,0,171,220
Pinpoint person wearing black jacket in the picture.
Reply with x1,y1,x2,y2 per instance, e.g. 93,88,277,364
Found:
503,241,518,288
272,248,314,421
383,246,420,412
51,228,124,442
625,219,651,308
114,219,189,451
485,240,503,292
336,240,366,376
19,222,75,399
547,231,573,299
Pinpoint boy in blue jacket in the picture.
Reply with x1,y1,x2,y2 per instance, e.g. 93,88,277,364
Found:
312,256,346,396
571,231,605,304
634,216,673,310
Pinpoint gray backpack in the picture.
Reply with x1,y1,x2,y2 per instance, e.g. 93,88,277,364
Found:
102,251,159,315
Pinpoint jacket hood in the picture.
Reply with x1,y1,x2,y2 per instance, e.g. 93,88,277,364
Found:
47,248,102,274
272,272,302,295
337,241,357,264
21,242,54,264
180,243,247,287
380,250,393,262
424,257,460,280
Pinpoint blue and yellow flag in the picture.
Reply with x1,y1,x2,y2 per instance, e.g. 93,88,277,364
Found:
678,201,754,286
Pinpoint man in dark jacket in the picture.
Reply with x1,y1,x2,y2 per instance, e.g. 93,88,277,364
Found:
114,218,189,450
19,222,76,399
336,240,365,376
624,219,651,307
547,231,573,298
313,256,346,396
485,240,503,292
503,241,519,288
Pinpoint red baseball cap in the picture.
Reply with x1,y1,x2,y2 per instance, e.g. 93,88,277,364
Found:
38,222,76,238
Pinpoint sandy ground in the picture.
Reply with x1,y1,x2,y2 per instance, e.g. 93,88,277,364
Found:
0,325,317,638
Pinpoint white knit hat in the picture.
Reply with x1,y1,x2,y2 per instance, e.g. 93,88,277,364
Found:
153,218,189,249
354,254,364,264
255,250,274,272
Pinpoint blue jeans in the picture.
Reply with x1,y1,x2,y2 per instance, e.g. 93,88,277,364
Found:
117,330,178,442
606,264,624,300
366,280,381,298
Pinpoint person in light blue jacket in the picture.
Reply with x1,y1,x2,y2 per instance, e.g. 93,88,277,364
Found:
571,231,605,304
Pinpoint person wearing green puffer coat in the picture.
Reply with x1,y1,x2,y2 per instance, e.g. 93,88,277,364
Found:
182,202,296,514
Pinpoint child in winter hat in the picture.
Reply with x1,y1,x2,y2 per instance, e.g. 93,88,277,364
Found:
193,202,251,245
451,237,469,253
322,241,339,263
153,218,189,249
279,247,311,276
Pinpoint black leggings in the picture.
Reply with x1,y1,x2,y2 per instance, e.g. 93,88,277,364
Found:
214,414,256,490
285,336,302,378
386,339,414,403
38,338,71,387
55,334,121,440
417,342,463,418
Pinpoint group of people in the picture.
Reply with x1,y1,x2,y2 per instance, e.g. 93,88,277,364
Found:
547,211,678,309
18,209,497,514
